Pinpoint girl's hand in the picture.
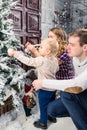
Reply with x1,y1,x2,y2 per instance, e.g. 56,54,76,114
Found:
8,48,16,56
25,42,35,51
25,42,40,57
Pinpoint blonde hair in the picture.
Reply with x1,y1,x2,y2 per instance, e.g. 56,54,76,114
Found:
49,27,67,56
42,38,59,56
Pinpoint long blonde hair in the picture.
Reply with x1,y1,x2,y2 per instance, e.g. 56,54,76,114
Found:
49,27,67,56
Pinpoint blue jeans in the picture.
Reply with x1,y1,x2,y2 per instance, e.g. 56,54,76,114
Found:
38,89,56,125
47,89,87,130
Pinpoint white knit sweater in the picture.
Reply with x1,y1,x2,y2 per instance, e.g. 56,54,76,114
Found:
42,57,87,91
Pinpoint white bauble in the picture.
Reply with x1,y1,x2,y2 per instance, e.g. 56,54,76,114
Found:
8,48,14,54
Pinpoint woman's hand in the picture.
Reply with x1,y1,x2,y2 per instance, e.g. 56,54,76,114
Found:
8,48,16,56
32,80,42,91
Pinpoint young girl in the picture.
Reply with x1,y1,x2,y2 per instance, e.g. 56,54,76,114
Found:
8,38,59,129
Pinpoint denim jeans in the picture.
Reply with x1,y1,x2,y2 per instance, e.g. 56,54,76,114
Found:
38,89,56,125
47,89,87,130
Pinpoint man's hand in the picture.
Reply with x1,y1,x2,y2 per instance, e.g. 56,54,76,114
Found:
32,80,42,91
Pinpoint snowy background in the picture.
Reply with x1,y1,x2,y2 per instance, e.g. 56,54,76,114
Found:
0,104,77,130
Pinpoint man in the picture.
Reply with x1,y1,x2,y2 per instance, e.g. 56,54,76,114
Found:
32,29,87,130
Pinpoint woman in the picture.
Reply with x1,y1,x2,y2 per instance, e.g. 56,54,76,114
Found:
48,27,74,80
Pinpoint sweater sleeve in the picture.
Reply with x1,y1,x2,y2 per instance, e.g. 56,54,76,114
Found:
14,51,43,67
42,69,87,91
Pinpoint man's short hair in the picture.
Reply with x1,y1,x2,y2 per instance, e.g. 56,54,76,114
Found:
69,29,87,46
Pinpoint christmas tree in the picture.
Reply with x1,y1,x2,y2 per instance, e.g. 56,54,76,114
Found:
0,0,27,107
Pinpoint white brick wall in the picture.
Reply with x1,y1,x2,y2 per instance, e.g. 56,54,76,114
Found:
41,0,57,39
41,0,66,38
